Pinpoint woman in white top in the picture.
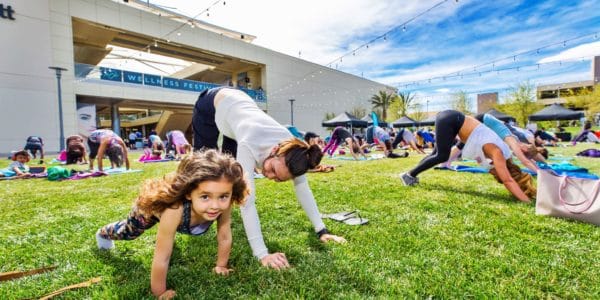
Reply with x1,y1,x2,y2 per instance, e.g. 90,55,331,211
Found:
400,110,531,203
192,87,346,269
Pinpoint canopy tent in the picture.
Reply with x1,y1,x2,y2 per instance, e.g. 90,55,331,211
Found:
392,116,417,128
528,104,584,121
322,112,368,128
482,108,516,122
417,115,436,126
360,115,388,128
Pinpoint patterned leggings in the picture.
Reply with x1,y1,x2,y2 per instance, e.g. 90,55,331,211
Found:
98,206,159,240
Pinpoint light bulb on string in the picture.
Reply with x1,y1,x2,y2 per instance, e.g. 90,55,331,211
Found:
402,25,406,32
563,41,566,47
177,32,181,36
383,35,387,41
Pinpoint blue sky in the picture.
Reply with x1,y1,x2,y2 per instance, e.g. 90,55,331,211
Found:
144,0,600,111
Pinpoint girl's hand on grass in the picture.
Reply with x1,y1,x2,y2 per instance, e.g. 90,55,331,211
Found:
213,266,233,275
157,289,176,300
260,252,290,270
320,234,347,243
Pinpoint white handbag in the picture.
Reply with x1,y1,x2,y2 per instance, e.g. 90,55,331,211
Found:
536,170,600,226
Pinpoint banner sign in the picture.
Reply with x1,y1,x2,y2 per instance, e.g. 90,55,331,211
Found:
98,67,265,102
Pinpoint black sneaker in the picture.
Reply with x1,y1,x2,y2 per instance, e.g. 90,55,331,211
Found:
400,172,419,186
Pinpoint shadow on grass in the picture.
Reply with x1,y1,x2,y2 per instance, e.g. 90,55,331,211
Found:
421,182,516,204
92,244,151,297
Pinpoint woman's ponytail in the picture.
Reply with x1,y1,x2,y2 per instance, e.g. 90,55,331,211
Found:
278,138,323,177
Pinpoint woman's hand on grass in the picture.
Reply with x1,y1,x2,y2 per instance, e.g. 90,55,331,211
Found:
260,252,290,270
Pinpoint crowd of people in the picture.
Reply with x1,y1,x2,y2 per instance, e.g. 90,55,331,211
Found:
4,86,600,298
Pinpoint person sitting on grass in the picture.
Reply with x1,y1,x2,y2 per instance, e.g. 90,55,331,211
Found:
87,129,130,172
572,121,599,144
192,87,346,270
65,134,88,165
322,126,368,160
96,150,249,299
165,130,192,159
6,150,32,177
400,110,532,203
24,135,44,164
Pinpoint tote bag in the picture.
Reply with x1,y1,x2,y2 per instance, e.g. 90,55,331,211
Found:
536,170,600,226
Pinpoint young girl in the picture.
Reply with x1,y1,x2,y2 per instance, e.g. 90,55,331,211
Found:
400,110,531,203
96,150,248,298
322,126,368,160
7,150,31,177
87,129,130,171
192,87,345,270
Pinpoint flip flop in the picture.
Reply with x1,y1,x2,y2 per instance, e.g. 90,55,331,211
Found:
343,215,369,225
322,211,369,225
321,211,356,222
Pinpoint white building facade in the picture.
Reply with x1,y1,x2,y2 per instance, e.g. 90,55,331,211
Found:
0,0,393,153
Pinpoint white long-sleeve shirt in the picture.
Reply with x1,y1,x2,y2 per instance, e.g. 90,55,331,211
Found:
215,89,326,259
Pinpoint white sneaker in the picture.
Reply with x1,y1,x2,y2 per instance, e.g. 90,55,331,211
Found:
96,231,114,250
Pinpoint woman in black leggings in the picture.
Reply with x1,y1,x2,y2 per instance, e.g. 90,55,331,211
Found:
400,110,530,203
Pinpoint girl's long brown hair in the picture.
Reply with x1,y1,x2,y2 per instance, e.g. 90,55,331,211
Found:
136,149,248,215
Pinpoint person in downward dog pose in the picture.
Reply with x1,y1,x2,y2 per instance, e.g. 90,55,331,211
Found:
192,87,346,270
400,110,532,202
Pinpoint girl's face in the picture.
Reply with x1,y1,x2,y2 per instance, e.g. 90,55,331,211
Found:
186,178,233,221
15,154,28,163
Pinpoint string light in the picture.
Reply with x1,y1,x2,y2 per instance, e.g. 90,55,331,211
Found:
391,31,599,88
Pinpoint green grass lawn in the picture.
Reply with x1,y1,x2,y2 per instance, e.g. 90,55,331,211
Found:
1,144,600,299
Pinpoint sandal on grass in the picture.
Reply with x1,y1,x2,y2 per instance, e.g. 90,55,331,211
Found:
321,211,369,225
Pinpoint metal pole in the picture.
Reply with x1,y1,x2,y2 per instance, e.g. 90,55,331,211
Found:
289,99,295,125
49,66,68,151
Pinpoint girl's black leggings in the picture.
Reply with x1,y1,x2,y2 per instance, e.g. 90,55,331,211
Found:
408,110,465,177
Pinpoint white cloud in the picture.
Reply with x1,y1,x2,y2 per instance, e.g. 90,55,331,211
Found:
538,41,600,64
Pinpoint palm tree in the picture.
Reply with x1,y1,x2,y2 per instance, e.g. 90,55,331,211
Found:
397,91,416,117
370,90,396,121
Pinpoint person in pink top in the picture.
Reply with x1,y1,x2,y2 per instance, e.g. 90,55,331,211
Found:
166,130,192,159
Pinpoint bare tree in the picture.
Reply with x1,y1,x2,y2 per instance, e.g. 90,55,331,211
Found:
451,90,472,115
350,106,368,119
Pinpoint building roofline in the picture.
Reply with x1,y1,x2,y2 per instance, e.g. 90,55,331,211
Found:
127,0,256,42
